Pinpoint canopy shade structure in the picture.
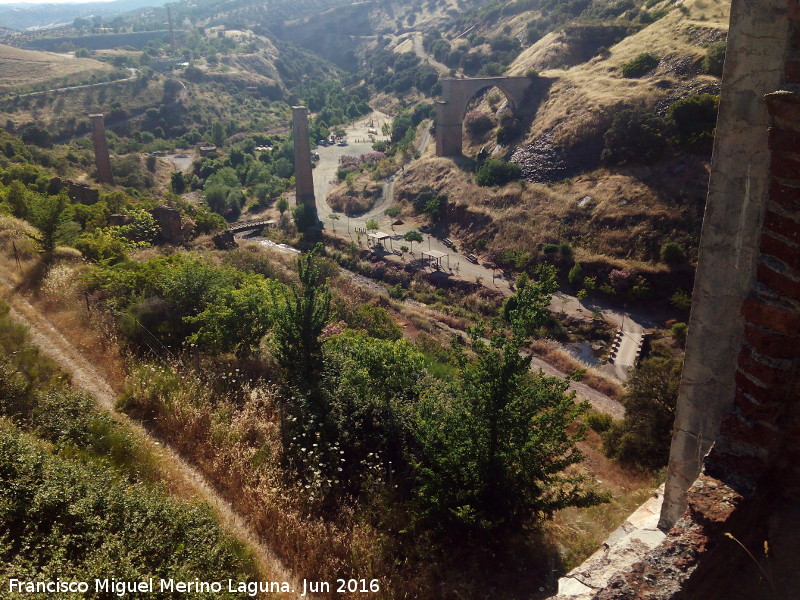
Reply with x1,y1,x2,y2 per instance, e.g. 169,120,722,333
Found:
422,249,449,270
368,231,392,249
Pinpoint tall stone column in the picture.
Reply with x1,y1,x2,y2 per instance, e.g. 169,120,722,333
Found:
292,106,316,218
89,114,114,185
659,0,791,529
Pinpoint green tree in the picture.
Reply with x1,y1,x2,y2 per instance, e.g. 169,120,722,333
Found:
568,262,583,286
365,219,379,232
187,276,278,355
276,197,289,215
622,53,659,78
403,230,423,252
412,270,603,533
703,42,726,77
26,193,73,254
170,171,186,194
271,244,331,402
603,355,682,470
668,94,719,152
211,121,226,147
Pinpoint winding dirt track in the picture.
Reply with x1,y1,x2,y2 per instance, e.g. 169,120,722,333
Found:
0,279,302,599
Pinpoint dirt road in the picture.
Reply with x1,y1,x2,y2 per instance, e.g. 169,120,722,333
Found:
0,279,302,599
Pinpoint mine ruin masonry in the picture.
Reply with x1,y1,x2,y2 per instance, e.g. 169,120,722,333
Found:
562,0,800,597
292,106,317,220
89,114,114,186
435,76,546,157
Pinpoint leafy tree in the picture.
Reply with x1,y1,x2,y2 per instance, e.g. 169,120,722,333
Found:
403,230,423,252
366,219,379,231
276,197,289,215
568,262,583,286
26,193,73,254
271,244,331,402
211,121,226,147
601,108,667,165
668,94,719,152
187,276,279,355
603,355,682,470
412,269,603,533
171,171,186,194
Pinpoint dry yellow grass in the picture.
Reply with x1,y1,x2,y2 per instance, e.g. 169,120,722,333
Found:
510,0,730,146
0,43,115,95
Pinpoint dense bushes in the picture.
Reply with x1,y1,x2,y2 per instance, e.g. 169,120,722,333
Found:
621,53,659,78
603,355,682,470
667,93,719,152
601,108,667,165
0,302,256,588
703,41,726,77
475,159,522,186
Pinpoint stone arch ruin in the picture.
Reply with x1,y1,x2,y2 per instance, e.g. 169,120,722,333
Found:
435,76,535,157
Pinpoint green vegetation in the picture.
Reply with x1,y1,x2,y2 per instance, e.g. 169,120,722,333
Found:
668,93,719,152
603,354,682,470
621,53,659,78
475,159,522,187
703,41,726,77
601,108,667,165
0,302,255,588
660,241,686,266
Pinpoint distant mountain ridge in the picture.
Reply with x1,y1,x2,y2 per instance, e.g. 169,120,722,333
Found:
0,0,169,31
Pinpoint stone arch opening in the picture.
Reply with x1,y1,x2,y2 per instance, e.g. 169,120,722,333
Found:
460,85,518,158
435,76,535,157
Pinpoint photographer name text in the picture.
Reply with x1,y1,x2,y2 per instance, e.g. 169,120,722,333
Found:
8,577,381,596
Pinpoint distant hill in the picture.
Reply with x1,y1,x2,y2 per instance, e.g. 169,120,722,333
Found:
0,42,116,94
0,0,169,31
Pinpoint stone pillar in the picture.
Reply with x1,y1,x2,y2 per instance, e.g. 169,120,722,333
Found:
89,114,114,186
659,0,791,529
291,106,316,218
435,81,464,157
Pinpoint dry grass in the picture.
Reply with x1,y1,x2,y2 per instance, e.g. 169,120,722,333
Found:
528,339,623,400
0,43,116,95
547,429,659,569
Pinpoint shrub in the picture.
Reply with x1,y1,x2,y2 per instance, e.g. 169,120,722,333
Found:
621,53,659,78
669,289,692,311
668,93,719,152
601,108,667,165
703,41,726,77
464,110,495,137
475,159,521,186
586,411,613,433
671,322,688,345
660,241,686,265
568,262,583,286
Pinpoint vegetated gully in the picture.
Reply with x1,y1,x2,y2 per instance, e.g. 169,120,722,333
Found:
0,272,303,600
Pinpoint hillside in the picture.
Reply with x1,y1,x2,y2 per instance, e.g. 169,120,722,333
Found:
385,0,728,298
0,43,118,94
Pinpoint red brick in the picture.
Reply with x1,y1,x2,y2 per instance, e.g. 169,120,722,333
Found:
769,127,800,151
737,346,793,387
786,60,800,83
770,153,800,181
735,369,773,404
719,412,782,449
741,296,800,334
789,0,800,20
763,209,800,243
760,233,800,272
742,322,800,359
734,389,783,422
766,90,800,123
757,262,800,299
769,179,800,212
